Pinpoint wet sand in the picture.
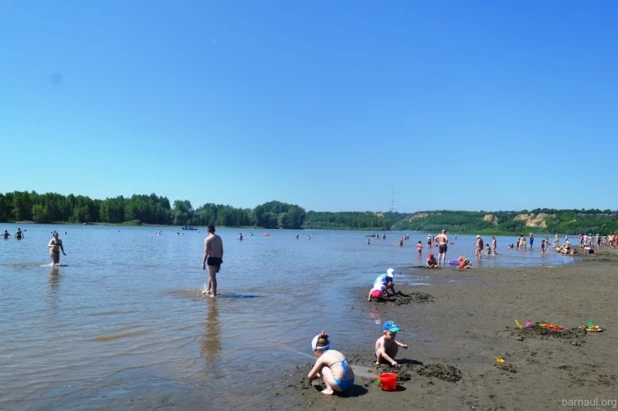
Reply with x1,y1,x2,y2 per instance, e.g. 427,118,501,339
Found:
276,249,618,410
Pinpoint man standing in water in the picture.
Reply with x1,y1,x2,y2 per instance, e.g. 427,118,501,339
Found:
435,229,448,265
202,224,224,297
15,228,24,239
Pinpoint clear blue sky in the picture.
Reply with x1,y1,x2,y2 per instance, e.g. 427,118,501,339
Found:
1,0,617,212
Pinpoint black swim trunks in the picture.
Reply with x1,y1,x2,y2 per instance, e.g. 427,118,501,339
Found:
439,244,447,253
207,257,223,266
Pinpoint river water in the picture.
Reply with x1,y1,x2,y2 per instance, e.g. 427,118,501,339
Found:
0,224,573,409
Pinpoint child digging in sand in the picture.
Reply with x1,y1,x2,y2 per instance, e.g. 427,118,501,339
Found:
367,283,389,301
375,320,408,367
426,253,438,268
307,331,355,395
457,256,473,269
374,268,396,295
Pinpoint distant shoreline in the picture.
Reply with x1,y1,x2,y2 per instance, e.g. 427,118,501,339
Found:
3,221,388,231
1,220,581,236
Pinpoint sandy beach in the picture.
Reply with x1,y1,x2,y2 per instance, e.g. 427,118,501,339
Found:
275,249,618,410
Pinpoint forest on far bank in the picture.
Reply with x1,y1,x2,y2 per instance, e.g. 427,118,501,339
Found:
1,191,616,234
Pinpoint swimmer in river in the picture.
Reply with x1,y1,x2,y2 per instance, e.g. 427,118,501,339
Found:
48,231,66,265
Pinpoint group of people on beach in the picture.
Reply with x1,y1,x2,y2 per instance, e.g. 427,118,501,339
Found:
307,267,411,395
551,233,616,256
414,230,480,268
413,230,450,264
501,232,616,257
307,318,408,395
574,232,616,249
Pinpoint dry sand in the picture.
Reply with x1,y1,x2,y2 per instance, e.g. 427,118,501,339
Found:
274,249,618,410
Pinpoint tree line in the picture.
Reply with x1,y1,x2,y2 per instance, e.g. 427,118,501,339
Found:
303,211,391,230
0,192,307,229
1,191,615,233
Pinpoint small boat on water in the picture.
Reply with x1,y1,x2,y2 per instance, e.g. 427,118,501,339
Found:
182,226,198,230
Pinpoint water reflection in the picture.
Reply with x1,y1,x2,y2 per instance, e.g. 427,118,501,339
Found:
201,300,221,367
46,266,60,309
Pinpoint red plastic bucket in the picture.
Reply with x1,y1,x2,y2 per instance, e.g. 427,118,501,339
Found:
379,372,398,391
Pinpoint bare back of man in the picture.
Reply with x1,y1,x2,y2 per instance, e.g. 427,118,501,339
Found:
202,224,224,297
435,230,448,264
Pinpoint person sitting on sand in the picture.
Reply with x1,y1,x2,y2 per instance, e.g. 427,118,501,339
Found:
374,268,396,295
375,320,408,367
307,331,355,395
367,283,389,301
426,253,438,268
558,245,577,255
457,256,472,269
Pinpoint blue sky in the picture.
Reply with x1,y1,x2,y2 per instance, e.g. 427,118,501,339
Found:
1,0,617,212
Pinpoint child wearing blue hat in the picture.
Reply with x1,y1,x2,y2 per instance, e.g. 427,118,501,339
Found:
375,320,408,367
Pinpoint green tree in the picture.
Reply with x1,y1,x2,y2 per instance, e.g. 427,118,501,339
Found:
32,204,49,223
12,191,34,221
172,200,193,225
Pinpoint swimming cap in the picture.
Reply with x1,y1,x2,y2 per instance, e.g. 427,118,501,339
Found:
311,334,331,351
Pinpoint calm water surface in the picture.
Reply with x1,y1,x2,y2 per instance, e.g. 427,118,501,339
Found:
0,225,573,409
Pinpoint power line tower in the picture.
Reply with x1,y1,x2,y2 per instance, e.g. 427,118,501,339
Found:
390,186,396,213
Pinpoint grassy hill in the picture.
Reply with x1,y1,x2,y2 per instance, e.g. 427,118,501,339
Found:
386,209,618,234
